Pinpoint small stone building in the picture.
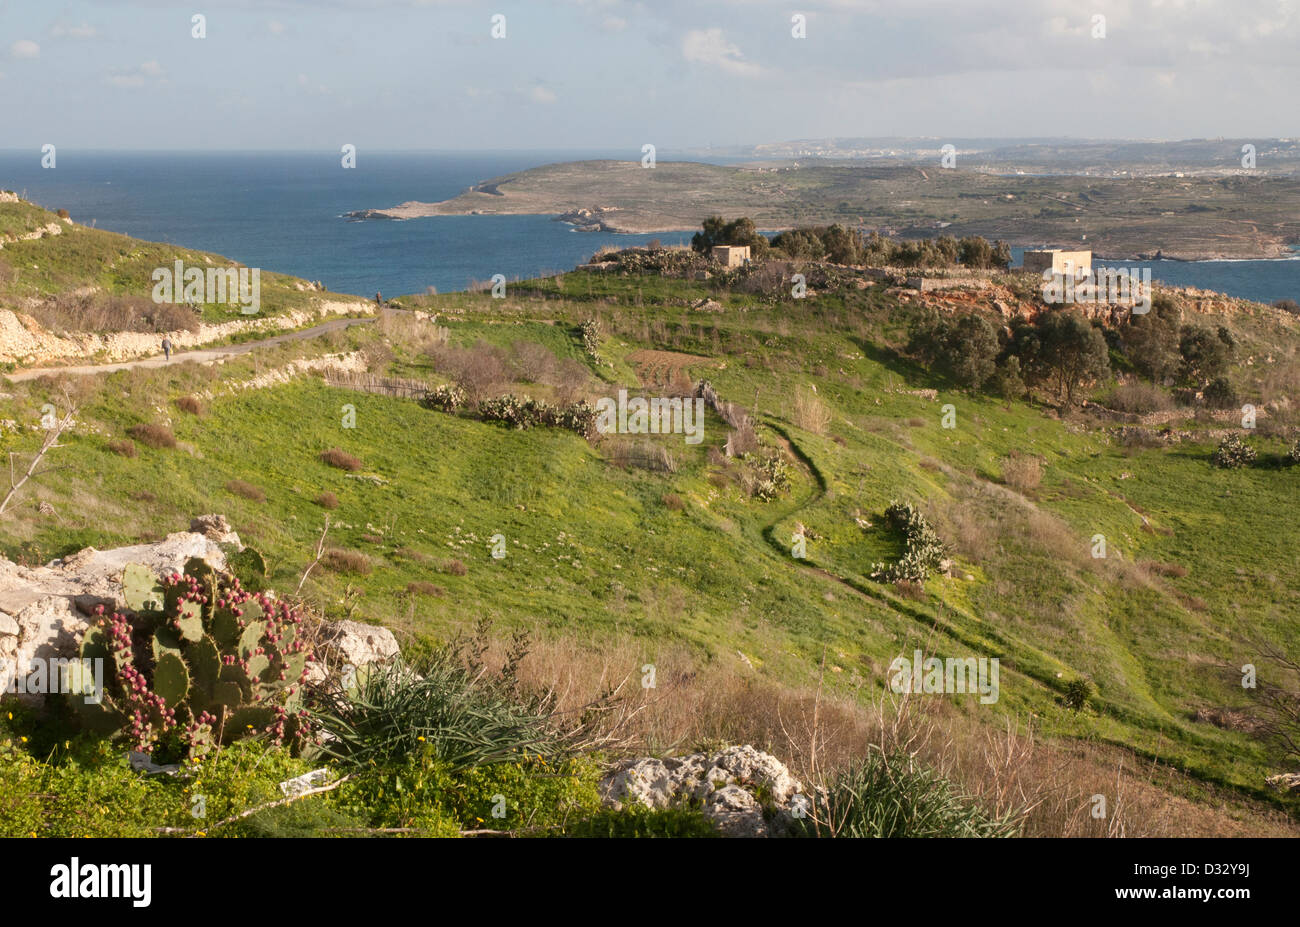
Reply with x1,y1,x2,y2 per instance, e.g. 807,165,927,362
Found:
1022,249,1092,278
711,245,751,268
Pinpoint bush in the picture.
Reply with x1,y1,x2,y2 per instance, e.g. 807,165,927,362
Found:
320,448,363,471
225,479,266,503
1212,433,1256,469
108,438,136,458
661,493,685,511
175,395,204,415
443,558,467,577
1063,678,1092,712
1203,376,1238,410
322,548,371,574
871,500,948,584
421,384,466,413
314,491,339,509
1106,381,1172,414
126,423,176,449
406,581,444,597
801,750,1019,838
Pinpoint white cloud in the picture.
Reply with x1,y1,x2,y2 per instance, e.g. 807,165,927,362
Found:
601,16,628,32
529,85,558,104
269,21,286,35
10,40,40,59
681,28,759,77
107,61,165,88
51,22,97,39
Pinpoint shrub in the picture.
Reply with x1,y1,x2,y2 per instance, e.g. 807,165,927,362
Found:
661,492,685,511
322,548,371,574
1212,433,1256,469
406,581,444,597
126,423,175,449
1106,381,1172,414
990,356,1027,401
443,558,467,577
801,750,1019,838
314,491,339,509
871,500,948,584
225,479,266,503
1203,376,1238,410
478,394,596,437
320,448,363,471
175,395,204,415
108,438,136,458
421,384,466,413
1063,678,1092,713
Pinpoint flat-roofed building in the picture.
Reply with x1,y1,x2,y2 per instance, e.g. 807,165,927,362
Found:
711,245,751,268
1023,249,1092,278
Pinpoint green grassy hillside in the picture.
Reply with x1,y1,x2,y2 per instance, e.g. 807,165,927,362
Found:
1,255,1297,828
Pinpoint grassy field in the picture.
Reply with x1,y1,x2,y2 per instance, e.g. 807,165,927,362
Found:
1,258,1298,831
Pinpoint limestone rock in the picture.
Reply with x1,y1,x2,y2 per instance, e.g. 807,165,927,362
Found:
189,514,243,548
600,745,805,837
307,619,401,685
0,526,230,703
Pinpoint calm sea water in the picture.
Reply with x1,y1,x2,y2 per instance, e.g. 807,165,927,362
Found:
0,151,1294,303
0,150,694,298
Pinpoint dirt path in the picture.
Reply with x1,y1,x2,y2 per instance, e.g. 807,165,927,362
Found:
4,316,376,382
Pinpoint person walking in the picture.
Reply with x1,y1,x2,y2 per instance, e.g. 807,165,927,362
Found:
161,336,173,361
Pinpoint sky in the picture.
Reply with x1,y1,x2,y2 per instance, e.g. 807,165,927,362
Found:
1,0,1297,151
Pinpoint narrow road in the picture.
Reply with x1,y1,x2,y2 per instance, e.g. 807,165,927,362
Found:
4,316,376,382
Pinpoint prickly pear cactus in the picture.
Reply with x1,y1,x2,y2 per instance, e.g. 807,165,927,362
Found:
73,559,318,760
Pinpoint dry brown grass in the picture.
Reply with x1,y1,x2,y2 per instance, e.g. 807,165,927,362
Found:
792,386,831,435
224,479,266,503
126,423,175,449
405,580,445,597
28,292,200,335
465,633,1299,838
443,558,467,576
314,491,339,509
1001,453,1043,492
175,395,204,416
321,547,371,574
107,439,136,458
320,448,363,471
661,492,685,511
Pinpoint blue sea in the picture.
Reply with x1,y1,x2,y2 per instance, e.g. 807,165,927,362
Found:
0,151,1295,304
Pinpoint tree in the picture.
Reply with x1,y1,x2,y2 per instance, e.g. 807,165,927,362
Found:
1123,295,1181,383
944,313,1001,389
1034,310,1111,406
1179,324,1234,385
691,215,767,256
958,236,992,269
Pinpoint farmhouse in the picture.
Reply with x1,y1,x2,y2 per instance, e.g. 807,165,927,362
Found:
711,245,751,268
1022,248,1092,278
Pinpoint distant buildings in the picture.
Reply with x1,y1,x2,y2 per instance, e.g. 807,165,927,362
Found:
1023,248,1092,278
711,245,751,268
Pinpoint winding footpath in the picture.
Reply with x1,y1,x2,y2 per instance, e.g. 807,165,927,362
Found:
3,316,375,383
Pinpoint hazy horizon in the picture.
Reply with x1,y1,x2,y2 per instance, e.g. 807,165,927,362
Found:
4,1,1296,151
